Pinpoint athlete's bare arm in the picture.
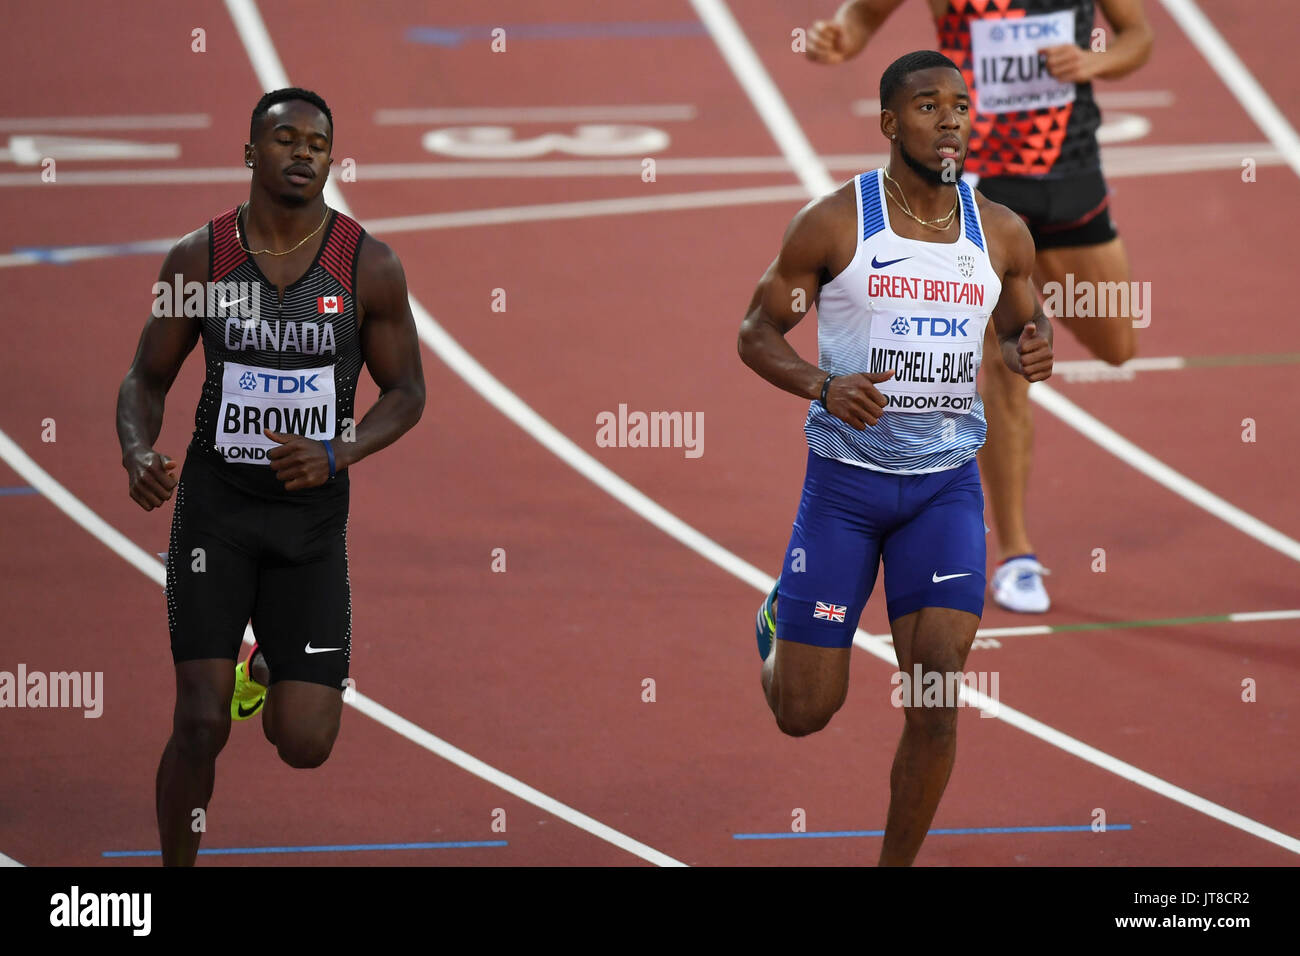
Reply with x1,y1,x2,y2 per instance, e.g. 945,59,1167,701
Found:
265,236,425,491
806,0,909,65
738,184,896,429
981,198,1054,383
1042,0,1153,83
116,228,206,511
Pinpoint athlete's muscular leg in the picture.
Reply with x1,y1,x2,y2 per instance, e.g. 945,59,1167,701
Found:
1035,237,1138,366
156,659,234,866
879,606,979,867
761,639,851,737
262,681,343,768
977,319,1035,559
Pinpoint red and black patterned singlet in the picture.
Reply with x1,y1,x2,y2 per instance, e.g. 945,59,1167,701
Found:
937,0,1101,179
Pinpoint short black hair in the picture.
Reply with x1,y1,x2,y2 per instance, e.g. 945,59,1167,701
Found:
879,51,962,112
250,87,333,143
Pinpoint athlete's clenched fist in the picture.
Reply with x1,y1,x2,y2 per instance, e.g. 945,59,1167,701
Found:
825,370,895,429
1017,321,1053,382
124,449,178,510
265,429,336,490
805,17,867,65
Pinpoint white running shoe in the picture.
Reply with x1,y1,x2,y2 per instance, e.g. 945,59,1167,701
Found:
991,555,1051,614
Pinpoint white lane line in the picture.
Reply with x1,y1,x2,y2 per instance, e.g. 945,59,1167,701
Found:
0,141,1281,189
1231,610,1300,623
0,135,180,165
1159,0,1300,180
852,90,1176,114
934,668,1300,856
687,0,833,197
222,0,688,869
975,609,1300,640
0,851,23,866
346,692,685,866
845,612,1299,854
362,185,808,233
360,156,801,177
0,424,683,868
972,625,1055,639
694,0,1300,856
0,114,209,132
11,141,1284,267
376,105,698,124
1094,90,1178,109
0,187,809,268
0,432,165,585
1054,356,1183,382
1030,386,1300,562
0,167,248,187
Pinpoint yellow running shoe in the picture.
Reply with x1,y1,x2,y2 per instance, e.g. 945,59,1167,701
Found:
231,643,266,721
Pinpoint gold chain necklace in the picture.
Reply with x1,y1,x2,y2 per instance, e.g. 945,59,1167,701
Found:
235,201,330,256
882,167,958,230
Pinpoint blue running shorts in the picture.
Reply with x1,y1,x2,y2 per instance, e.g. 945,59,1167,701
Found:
774,450,987,648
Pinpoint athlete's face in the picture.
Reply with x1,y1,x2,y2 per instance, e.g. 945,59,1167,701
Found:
882,67,971,184
246,100,332,204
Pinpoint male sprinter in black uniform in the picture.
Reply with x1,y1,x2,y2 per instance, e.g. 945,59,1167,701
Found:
116,88,425,865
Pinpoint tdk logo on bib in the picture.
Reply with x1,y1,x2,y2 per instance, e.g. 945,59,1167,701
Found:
987,20,1063,41
236,371,322,394
216,361,336,464
890,316,970,337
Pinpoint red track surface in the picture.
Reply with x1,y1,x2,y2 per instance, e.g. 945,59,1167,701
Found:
1,1,1297,866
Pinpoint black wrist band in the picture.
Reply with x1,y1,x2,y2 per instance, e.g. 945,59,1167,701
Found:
819,373,837,407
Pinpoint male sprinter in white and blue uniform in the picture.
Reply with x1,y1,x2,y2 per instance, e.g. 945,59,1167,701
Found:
738,51,1053,866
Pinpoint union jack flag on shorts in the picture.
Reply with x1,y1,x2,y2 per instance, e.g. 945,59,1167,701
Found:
813,601,847,623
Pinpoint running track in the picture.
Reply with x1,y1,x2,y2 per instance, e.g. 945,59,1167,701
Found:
0,0,1297,866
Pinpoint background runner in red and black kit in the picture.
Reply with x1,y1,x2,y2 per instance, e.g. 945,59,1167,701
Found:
805,0,1153,613
938,0,1115,248
167,204,367,690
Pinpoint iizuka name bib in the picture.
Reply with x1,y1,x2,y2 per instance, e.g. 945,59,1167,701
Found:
968,10,1077,114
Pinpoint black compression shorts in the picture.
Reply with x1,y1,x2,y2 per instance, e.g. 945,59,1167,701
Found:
974,169,1119,250
165,451,352,690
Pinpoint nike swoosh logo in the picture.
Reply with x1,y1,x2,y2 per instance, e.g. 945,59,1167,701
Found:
932,572,973,583
237,700,263,718
218,296,248,309
871,255,911,269
304,643,343,654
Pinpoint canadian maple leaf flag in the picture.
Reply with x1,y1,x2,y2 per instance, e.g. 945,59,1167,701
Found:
317,296,340,314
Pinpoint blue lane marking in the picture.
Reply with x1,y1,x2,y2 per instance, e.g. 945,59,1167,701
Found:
103,839,507,857
0,486,38,496
13,239,174,265
407,21,706,47
733,824,1132,840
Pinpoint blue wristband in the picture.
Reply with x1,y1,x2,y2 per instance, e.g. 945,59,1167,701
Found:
322,439,336,479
